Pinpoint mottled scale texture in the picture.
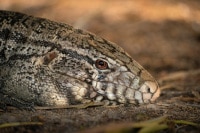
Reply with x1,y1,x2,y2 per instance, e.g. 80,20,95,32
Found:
0,10,160,109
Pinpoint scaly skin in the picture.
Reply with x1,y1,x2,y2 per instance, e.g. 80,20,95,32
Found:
0,10,160,110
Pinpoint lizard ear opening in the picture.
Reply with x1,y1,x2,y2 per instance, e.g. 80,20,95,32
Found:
43,51,58,65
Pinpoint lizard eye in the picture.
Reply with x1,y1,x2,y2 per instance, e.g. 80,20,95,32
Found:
95,59,108,70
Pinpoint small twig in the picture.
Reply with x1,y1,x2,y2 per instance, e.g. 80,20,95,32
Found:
158,69,200,83
171,96,200,103
174,120,199,127
0,102,105,111
0,122,42,129
160,83,183,91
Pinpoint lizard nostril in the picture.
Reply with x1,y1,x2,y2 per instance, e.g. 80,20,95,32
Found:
147,87,151,93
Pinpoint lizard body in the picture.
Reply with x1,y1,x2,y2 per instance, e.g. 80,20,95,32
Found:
0,10,160,109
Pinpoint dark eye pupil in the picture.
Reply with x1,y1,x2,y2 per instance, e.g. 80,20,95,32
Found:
99,61,104,66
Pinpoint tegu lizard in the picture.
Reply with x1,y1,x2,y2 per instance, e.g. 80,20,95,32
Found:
0,10,160,110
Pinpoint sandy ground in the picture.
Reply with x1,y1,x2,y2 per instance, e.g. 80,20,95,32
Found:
0,0,200,133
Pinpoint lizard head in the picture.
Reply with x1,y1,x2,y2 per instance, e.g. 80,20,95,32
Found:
47,31,160,105
81,34,160,105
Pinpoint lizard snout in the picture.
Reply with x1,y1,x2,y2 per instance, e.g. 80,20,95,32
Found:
138,81,160,103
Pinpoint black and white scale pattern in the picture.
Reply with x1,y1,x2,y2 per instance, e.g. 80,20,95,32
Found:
0,10,160,109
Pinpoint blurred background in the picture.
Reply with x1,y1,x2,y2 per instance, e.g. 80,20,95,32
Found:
1,1,200,132
0,0,200,78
